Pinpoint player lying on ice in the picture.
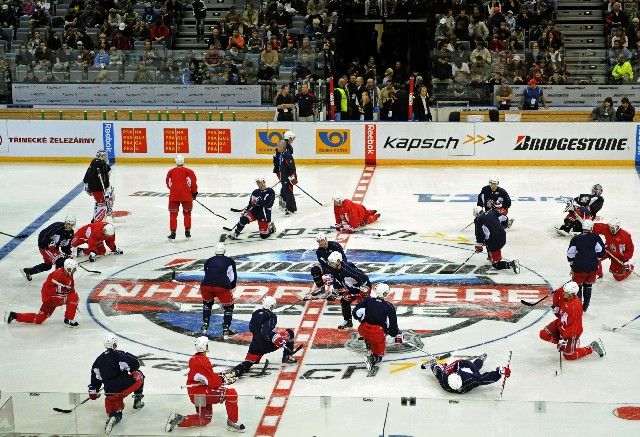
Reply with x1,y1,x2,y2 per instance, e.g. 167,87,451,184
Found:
421,353,511,394
333,194,380,233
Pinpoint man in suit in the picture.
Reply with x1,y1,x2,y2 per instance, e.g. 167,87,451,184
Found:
413,85,432,121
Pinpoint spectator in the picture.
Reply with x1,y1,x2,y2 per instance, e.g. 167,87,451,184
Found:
537,2,553,25
294,82,316,121
22,70,39,83
505,10,516,31
611,54,633,82
109,47,123,67
259,43,278,79
133,19,151,41
226,5,241,29
393,60,407,84
207,26,225,50
548,70,567,84
112,26,131,51
269,34,282,51
612,27,629,48
606,2,627,33
166,0,184,27
142,2,158,24
93,46,110,68
143,41,161,68
516,7,534,31
75,42,93,69
496,84,513,110
15,44,35,67
243,3,259,33
274,3,292,29
33,41,52,71
134,61,154,83
358,91,373,120
53,42,75,71
107,8,122,27
333,77,348,120
275,84,294,121
298,37,316,74
608,40,630,66
591,97,615,121
228,28,245,50
307,0,326,21
496,21,511,41
454,9,470,40
151,19,172,49
380,87,396,120
628,18,640,47
47,30,62,51
305,17,325,40
616,97,635,120
489,7,505,31
489,33,506,52
0,4,14,28
42,70,55,83
435,17,451,41
433,56,453,82
94,69,111,84
204,44,222,70
412,85,432,121
471,41,492,63
382,67,394,85
365,78,381,114
123,7,141,27
470,56,491,80
521,79,548,109
247,28,264,52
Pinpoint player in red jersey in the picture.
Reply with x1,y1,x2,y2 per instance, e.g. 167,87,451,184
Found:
165,337,244,433
166,155,198,240
333,194,380,233
593,219,635,281
72,221,122,262
5,259,80,327
539,281,605,361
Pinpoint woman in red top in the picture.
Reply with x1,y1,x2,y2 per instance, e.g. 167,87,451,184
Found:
166,155,198,240
165,337,244,432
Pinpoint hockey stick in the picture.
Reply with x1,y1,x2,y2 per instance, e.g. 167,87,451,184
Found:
53,391,99,413
405,342,451,361
170,270,201,289
449,251,478,274
329,225,382,237
521,294,549,307
294,183,324,206
76,260,101,274
499,350,512,400
285,344,304,356
556,350,563,377
194,199,227,221
460,220,474,231
605,250,640,278
381,402,390,437
254,359,270,377
603,313,640,332
230,181,281,212
0,231,28,239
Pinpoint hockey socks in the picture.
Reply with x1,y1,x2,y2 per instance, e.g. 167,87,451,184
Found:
578,284,593,312
202,301,213,326
26,262,53,276
222,304,234,327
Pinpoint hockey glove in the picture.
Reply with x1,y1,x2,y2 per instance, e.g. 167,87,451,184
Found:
394,334,403,344
322,274,333,286
112,248,124,255
88,386,100,400
623,262,631,271
341,224,355,234
557,339,568,352
89,252,97,262
220,372,237,385
475,244,484,253
272,332,288,349
192,192,198,200
552,305,559,315
499,366,511,378
334,223,343,231
486,199,494,209
288,174,298,185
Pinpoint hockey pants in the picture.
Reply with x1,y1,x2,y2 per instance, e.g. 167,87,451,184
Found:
180,387,239,427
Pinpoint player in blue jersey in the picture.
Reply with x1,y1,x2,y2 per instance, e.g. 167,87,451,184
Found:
423,353,511,394
228,176,276,239
200,243,238,337
273,131,295,211
310,233,346,289
567,219,605,312
473,206,520,273
276,140,297,215
325,251,371,329
477,176,513,228
21,215,75,281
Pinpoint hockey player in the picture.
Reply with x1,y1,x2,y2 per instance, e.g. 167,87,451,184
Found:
557,184,604,235
310,233,346,289
593,218,635,281
228,176,276,240
22,215,75,281
228,296,296,378
200,243,238,337
71,221,123,262
273,131,295,211
276,140,297,214
88,334,145,434
567,219,605,312
165,337,244,433
424,353,511,394
6,258,80,327
166,155,198,240
333,194,380,233
539,281,605,360
476,176,513,228
353,283,402,373
325,251,371,329
473,207,520,273
84,149,112,222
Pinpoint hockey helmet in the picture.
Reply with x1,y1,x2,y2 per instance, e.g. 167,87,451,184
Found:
315,233,328,243
562,281,579,295
262,295,277,310
608,218,621,235
96,149,107,161
215,242,226,255
194,336,209,353
103,223,115,237
371,283,390,299
582,219,594,232
448,373,463,390
64,214,76,228
332,193,343,203
472,206,484,217
103,333,118,349
64,258,78,275
591,184,603,196
255,175,266,183
175,155,185,166
284,130,296,142
327,251,343,268
489,176,499,185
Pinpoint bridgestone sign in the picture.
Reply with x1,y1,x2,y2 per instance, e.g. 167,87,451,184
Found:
514,136,627,151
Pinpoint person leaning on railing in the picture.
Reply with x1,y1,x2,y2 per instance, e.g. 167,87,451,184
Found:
520,79,548,110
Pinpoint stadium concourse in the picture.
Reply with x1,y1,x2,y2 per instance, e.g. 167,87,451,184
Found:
1,162,639,436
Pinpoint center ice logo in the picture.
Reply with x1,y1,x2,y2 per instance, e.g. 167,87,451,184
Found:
88,244,550,356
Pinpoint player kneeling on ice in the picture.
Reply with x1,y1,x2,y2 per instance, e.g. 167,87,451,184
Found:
333,194,380,233
557,184,604,236
310,233,346,289
72,220,123,262
325,251,371,329
88,334,145,434
539,281,605,360
165,336,244,433
593,218,635,281
353,283,402,373
567,219,604,312
473,206,519,273
22,214,75,281
6,258,80,327
200,243,238,337
228,176,276,240
477,176,513,228
422,353,510,394
228,296,297,378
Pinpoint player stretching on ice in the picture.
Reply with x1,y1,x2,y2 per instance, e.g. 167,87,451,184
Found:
166,155,198,240
7,258,80,327
557,184,604,235
88,334,145,434
473,206,520,273
477,176,513,228
353,283,402,375
228,176,276,240
325,251,371,329
165,336,244,433
72,220,123,262
423,353,511,394
84,150,112,222
200,243,238,337
567,219,604,312
539,281,605,360
593,218,635,281
333,194,379,233
228,296,297,378
310,233,346,289
21,215,75,281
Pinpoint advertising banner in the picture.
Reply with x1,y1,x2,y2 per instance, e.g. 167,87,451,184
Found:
494,84,640,107
2,120,103,157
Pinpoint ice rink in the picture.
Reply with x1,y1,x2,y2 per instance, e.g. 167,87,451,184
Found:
1,162,639,436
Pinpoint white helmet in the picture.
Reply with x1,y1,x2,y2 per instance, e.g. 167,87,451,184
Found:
96,149,107,161
327,251,343,268
255,175,266,183
103,333,118,349
194,336,209,353
64,214,76,227
608,218,621,234
262,295,277,310
332,194,343,203
284,130,295,141
371,283,390,299
64,258,78,275
175,155,185,166
448,373,463,391
582,220,594,232
563,281,580,295
592,184,603,196
215,242,226,255
315,233,328,243
103,223,115,237
473,206,484,217
489,176,499,185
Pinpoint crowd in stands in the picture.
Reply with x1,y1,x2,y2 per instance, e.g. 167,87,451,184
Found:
605,1,640,83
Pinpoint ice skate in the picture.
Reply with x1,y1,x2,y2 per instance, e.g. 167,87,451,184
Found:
223,325,237,337
282,354,297,365
590,339,605,357
226,419,246,432
4,311,17,324
269,222,276,233
507,218,515,228
185,229,191,239
21,268,32,281
338,319,353,330
104,412,122,434
200,322,209,334
511,259,520,274
76,247,84,257
133,394,144,409
165,412,184,432
64,318,79,328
